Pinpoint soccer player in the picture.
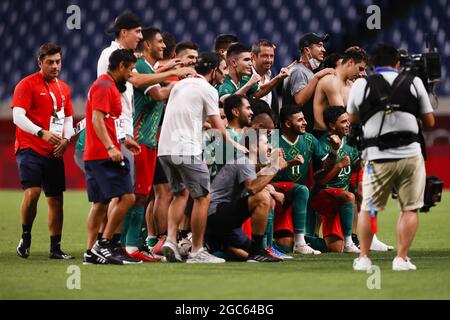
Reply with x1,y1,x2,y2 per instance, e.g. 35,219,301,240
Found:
271,105,340,254
13,43,74,260
207,130,296,262
214,33,239,58
83,49,142,265
311,106,360,253
122,27,178,262
218,43,261,103
313,46,368,137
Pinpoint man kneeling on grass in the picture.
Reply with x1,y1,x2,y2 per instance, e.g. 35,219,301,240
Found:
206,129,301,262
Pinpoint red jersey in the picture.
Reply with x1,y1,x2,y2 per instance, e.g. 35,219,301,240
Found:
84,74,122,161
11,72,73,157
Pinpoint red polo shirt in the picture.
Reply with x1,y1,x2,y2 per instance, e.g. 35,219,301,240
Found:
84,74,122,161
11,72,73,157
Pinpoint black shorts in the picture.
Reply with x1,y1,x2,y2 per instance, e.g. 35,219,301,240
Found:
152,157,168,185
15,148,65,197
84,158,133,204
207,196,251,235
205,227,251,253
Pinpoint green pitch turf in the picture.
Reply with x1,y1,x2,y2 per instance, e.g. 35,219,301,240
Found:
0,190,449,300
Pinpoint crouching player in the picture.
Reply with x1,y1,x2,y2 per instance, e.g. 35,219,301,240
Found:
311,106,360,253
206,130,299,262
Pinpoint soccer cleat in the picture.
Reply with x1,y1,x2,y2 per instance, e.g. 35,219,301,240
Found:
370,235,394,251
83,252,107,265
128,249,161,262
113,246,143,264
186,247,225,263
161,239,183,262
91,240,142,265
352,233,360,248
344,243,361,253
178,237,192,259
267,246,293,260
247,250,283,263
353,255,372,271
293,243,322,255
392,256,417,271
49,249,74,260
17,238,30,259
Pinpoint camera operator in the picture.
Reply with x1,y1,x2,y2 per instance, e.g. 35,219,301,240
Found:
347,43,435,271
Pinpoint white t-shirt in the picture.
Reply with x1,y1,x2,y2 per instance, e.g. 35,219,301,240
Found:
158,75,220,156
97,41,134,137
347,70,433,161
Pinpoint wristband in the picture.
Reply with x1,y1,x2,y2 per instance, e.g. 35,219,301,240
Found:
106,144,115,151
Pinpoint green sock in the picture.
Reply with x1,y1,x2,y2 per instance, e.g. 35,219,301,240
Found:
121,212,131,245
263,210,274,249
125,206,145,247
305,235,329,253
273,242,293,253
339,202,355,237
305,201,317,236
292,184,309,234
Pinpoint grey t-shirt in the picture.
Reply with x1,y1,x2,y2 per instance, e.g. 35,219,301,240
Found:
282,62,315,132
208,157,256,216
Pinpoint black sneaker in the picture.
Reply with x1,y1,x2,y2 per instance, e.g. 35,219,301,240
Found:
49,249,75,260
17,238,30,259
91,241,125,265
247,250,283,263
352,233,360,248
112,244,142,264
83,252,107,265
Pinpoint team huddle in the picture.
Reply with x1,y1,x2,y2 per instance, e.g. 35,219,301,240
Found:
12,11,434,270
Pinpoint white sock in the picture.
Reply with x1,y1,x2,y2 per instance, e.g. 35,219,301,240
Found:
372,234,379,242
345,236,353,247
294,233,306,246
125,246,139,254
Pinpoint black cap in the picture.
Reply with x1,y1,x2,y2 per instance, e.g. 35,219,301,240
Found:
298,33,329,51
106,11,141,34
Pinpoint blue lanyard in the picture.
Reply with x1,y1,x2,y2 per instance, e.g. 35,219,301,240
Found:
374,67,398,74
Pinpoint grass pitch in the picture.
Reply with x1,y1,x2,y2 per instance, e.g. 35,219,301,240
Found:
0,190,449,300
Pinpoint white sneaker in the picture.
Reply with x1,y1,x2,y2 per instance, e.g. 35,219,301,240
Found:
370,235,394,251
344,243,361,253
186,247,225,263
293,243,321,255
178,237,192,259
353,255,372,271
392,256,417,271
161,239,183,262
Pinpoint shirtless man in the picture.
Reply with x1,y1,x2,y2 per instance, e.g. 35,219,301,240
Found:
313,46,368,138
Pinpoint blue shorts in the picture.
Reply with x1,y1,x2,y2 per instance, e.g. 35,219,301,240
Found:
15,148,65,197
84,158,133,204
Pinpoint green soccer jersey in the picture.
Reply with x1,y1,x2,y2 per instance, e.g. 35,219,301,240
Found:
206,127,244,180
217,75,259,98
133,58,164,149
318,135,359,191
273,133,328,184
75,129,86,151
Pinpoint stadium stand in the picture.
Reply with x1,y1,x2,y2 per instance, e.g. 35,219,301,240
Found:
0,0,449,189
